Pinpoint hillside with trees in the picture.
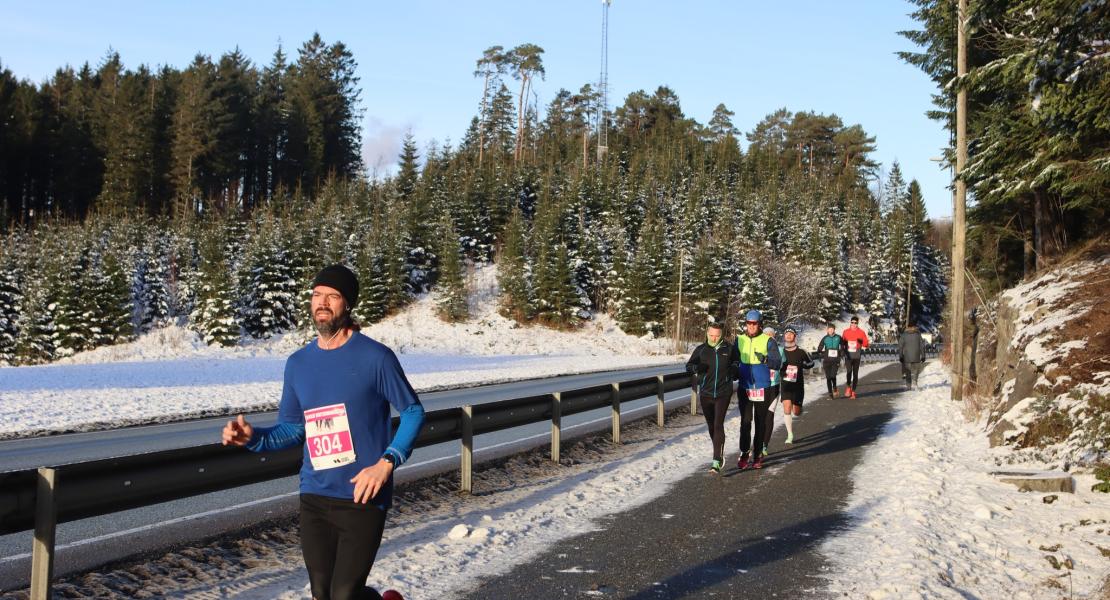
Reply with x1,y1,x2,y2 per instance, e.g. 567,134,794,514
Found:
0,36,949,365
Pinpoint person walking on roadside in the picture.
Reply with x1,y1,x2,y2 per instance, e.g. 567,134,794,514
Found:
734,309,782,470
686,322,737,474
841,316,869,398
816,323,848,398
222,264,425,600
899,323,927,390
761,326,784,458
779,326,815,445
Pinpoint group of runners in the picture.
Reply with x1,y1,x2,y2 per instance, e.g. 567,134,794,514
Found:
214,262,926,599
685,311,873,474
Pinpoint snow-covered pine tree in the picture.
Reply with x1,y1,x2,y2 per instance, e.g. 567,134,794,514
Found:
685,237,726,327
52,237,95,358
239,223,299,338
352,239,389,324
0,255,21,364
191,233,240,347
93,245,134,346
735,254,777,326
135,230,172,333
435,215,469,322
497,204,532,321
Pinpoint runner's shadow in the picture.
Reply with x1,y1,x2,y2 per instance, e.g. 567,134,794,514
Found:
621,504,879,600
763,410,895,467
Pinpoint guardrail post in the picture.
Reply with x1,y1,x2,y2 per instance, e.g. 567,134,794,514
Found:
30,467,57,600
551,392,561,463
691,383,698,415
611,382,621,445
460,405,473,495
656,375,665,427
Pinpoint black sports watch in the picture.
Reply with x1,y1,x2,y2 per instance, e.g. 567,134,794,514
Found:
381,453,397,466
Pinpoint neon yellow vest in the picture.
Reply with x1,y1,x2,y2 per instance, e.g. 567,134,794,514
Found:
736,333,771,365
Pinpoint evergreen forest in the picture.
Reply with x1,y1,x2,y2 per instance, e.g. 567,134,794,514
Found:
0,34,959,365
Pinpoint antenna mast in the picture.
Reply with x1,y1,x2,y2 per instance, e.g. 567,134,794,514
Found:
596,0,611,162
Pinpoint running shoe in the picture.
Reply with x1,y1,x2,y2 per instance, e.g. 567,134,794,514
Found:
761,445,769,457
834,387,839,398
851,389,858,399
737,455,749,470
785,432,793,444
382,591,404,600
753,457,764,469
710,459,722,474
845,386,852,398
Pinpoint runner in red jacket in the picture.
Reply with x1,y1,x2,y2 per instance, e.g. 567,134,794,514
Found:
841,316,870,398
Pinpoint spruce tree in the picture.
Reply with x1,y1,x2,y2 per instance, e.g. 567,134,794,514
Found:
435,216,469,322
0,256,21,364
497,205,532,321
191,233,239,346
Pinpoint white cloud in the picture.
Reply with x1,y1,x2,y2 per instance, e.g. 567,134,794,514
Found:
361,116,410,180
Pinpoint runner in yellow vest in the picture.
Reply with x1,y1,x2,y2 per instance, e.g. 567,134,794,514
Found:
734,309,782,470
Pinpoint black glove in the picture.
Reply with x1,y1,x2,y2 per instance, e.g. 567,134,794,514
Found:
754,352,766,364
728,365,739,380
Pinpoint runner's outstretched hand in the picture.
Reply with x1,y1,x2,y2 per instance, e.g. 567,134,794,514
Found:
222,414,253,446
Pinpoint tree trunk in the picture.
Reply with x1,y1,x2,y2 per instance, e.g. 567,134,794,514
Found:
515,76,528,163
479,73,490,167
1034,188,1045,272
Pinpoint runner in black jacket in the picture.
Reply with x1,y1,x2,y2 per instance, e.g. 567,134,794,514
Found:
779,326,814,445
685,322,737,474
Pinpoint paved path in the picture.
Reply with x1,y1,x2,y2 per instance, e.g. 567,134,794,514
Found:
460,363,906,599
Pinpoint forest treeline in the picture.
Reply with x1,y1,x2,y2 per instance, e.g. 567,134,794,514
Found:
0,35,950,365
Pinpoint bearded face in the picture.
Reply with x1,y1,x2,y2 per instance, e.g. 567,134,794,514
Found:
311,286,348,337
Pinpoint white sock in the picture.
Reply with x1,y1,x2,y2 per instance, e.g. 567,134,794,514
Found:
784,413,794,436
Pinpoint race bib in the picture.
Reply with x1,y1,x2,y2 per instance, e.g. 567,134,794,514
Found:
827,349,838,358
785,365,799,382
304,403,357,471
746,388,765,402
848,341,859,352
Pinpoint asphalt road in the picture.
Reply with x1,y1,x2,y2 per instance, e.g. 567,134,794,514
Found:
458,363,906,599
0,363,688,591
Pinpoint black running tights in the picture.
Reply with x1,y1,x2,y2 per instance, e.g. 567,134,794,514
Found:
300,493,387,600
700,394,731,462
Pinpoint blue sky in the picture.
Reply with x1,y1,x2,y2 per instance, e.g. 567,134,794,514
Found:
1,1,953,218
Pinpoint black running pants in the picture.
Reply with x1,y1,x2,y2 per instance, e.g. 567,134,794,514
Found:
846,358,861,390
300,493,387,600
700,394,731,462
739,394,771,456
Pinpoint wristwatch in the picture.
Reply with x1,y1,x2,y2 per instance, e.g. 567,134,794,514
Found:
381,453,397,466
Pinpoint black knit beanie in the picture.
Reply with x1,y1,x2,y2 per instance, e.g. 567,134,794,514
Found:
312,264,359,309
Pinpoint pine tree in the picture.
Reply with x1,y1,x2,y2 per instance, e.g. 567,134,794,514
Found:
191,232,239,346
239,222,299,338
497,205,532,321
0,256,21,364
435,215,469,322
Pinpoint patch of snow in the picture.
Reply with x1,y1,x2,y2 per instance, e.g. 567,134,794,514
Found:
823,363,1110,599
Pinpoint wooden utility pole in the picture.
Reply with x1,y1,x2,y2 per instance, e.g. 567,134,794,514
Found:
952,0,968,402
675,247,684,353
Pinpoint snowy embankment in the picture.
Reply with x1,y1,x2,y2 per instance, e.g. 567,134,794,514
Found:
977,252,1110,469
0,265,681,440
822,363,1110,599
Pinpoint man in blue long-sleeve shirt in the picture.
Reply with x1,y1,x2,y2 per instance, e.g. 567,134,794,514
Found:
223,264,424,600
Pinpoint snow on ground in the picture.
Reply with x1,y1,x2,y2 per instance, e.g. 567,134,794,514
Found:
822,363,1110,600
0,264,683,440
68,367,876,600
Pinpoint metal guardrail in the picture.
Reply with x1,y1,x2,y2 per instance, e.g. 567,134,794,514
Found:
0,369,695,599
